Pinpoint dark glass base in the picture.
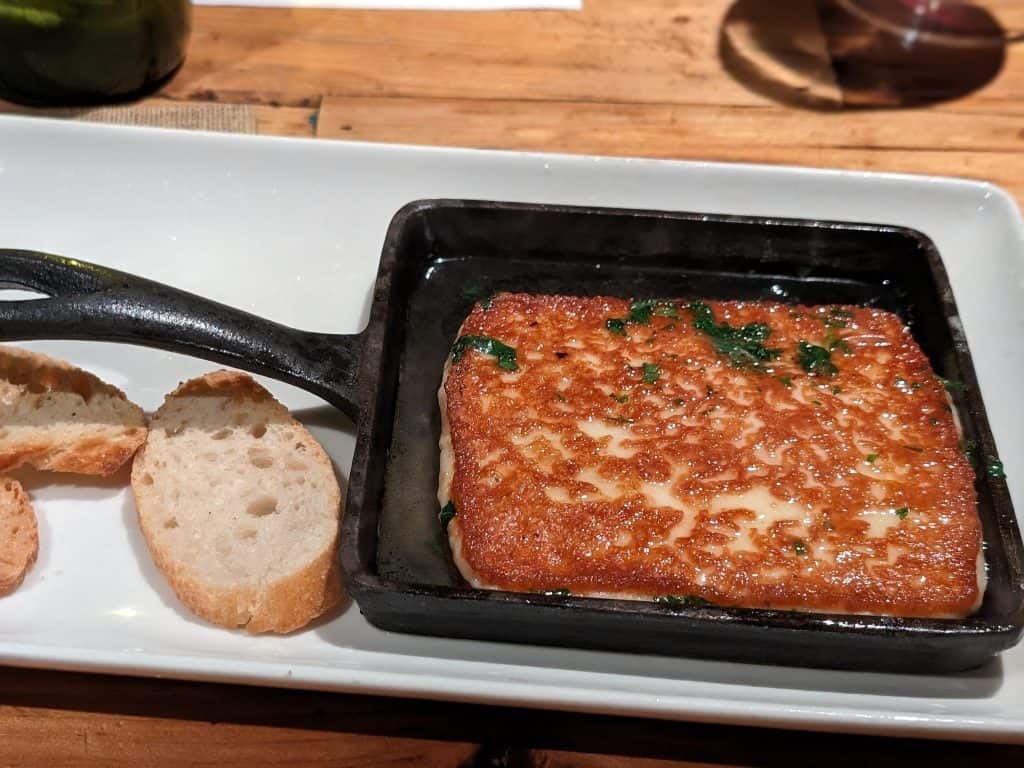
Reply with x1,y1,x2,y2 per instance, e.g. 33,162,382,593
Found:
0,0,191,108
0,59,185,108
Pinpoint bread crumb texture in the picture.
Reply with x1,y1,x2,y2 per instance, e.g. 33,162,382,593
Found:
132,371,342,633
0,345,146,475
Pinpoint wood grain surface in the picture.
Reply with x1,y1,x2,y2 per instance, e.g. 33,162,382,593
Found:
2,1,1024,765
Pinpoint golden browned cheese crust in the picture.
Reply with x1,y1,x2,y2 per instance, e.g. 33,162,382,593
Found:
441,293,983,618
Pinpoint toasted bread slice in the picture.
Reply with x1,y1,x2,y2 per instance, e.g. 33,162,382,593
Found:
0,345,147,475
0,478,38,596
132,371,342,633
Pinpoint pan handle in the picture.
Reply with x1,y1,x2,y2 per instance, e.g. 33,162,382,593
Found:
0,249,362,419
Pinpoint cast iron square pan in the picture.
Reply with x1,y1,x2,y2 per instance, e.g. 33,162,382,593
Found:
340,199,1024,673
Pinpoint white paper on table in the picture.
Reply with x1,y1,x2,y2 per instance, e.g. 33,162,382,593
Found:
192,0,580,8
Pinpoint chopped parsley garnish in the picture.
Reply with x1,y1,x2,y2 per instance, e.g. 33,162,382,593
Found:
439,501,457,530
831,385,842,394
865,453,878,464
545,588,571,597
811,399,823,406
611,393,629,403
608,299,681,334
797,341,838,377
629,299,681,324
823,307,853,328
654,595,712,607
605,318,627,335
904,445,924,453
689,300,781,371
895,507,909,520
988,459,1006,479
628,299,656,324
793,539,808,556
939,376,966,393
461,286,495,309
451,335,519,371
779,375,793,388
822,331,851,354
642,362,661,384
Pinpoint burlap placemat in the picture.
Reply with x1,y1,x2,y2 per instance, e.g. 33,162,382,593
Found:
3,102,256,134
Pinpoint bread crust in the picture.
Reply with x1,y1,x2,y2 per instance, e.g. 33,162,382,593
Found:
0,477,38,596
0,345,147,475
132,371,342,633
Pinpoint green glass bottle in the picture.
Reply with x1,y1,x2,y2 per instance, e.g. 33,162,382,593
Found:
0,0,190,106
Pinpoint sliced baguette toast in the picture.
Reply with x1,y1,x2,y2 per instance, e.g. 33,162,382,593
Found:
0,345,147,475
132,371,342,633
0,478,38,596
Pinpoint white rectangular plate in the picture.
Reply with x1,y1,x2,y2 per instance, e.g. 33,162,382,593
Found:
0,115,1022,744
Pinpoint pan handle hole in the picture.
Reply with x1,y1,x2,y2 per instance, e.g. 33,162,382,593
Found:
0,287,50,301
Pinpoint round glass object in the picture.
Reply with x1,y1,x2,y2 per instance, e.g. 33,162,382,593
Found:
0,0,191,106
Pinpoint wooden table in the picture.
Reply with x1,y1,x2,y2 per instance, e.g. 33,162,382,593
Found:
3,1,1024,765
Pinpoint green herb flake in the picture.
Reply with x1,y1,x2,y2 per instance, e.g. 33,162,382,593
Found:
642,362,661,384
689,300,782,371
823,307,854,328
439,501,457,530
823,517,835,532
611,393,629,404
812,399,823,406
629,299,656,325
865,453,878,464
988,459,1006,479
606,318,627,336
545,588,571,597
831,386,842,395
653,302,681,320
822,331,851,354
461,285,495,309
451,335,519,371
629,299,681,325
793,539,808,556
654,595,712,608
904,445,924,453
895,507,909,520
939,377,966,393
779,375,793,388
797,340,838,377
